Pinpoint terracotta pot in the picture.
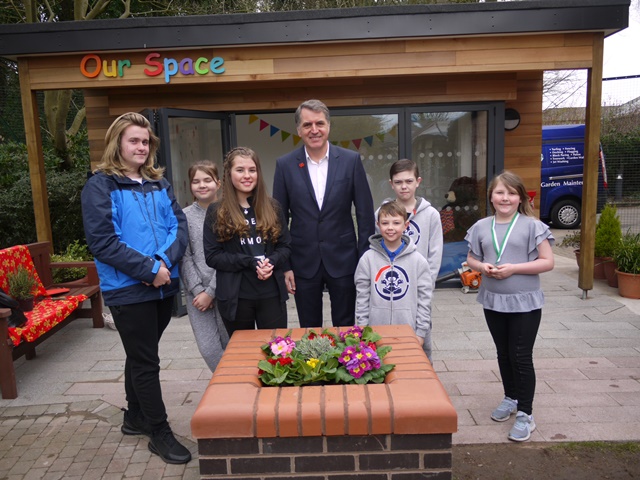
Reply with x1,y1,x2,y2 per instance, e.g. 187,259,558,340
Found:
16,297,34,312
602,258,618,288
593,256,607,280
616,270,640,299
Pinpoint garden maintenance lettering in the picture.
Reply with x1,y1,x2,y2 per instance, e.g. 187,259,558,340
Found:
79,53,225,84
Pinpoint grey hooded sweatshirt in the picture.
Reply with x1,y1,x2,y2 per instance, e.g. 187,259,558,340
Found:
375,197,443,284
355,233,432,339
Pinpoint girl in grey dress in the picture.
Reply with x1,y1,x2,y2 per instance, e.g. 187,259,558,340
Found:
180,161,229,372
465,171,554,442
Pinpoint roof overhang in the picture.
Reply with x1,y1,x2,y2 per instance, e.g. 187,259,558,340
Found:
0,0,630,60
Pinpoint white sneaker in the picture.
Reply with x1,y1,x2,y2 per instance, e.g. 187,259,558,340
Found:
508,411,536,442
491,396,517,422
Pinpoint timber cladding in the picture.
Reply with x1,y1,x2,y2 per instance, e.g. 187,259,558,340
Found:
75,32,583,206
26,32,594,90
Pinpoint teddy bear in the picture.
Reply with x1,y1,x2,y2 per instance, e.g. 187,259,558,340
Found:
440,176,482,242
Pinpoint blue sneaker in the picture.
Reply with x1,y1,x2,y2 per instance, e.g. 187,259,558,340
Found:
508,411,536,442
491,397,517,422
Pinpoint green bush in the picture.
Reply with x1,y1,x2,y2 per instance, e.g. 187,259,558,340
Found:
594,204,622,258
0,137,89,252
51,240,93,283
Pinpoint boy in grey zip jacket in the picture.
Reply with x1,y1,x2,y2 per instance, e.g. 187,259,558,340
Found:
356,201,433,361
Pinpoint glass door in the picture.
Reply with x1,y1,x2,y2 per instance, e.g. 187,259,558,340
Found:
152,108,231,316
154,108,231,208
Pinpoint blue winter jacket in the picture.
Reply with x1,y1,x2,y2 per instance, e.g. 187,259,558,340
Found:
81,172,188,307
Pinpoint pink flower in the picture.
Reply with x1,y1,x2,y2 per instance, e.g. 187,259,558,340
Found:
269,336,295,357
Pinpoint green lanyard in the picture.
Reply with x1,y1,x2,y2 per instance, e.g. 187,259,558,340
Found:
491,212,519,264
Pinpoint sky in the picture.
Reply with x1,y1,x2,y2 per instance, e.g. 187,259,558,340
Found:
603,0,640,78
545,0,640,108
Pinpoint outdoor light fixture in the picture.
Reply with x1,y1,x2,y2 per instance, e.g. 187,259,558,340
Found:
504,108,521,131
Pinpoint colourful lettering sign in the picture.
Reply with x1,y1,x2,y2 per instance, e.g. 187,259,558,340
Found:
80,53,225,83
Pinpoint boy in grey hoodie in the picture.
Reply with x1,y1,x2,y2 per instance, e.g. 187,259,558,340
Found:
374,159,442,360
356,201,433,361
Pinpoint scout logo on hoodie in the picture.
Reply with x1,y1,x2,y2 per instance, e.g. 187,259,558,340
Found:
374,266,410,301
405,220,421,246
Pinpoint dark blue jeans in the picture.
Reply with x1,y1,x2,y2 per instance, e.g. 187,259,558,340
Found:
110,297,174,431
484,308,542,416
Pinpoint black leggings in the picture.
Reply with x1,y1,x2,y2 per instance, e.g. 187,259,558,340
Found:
484,308,541,416
222,296,287,337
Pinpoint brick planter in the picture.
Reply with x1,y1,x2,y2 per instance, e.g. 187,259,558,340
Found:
191,325,457,479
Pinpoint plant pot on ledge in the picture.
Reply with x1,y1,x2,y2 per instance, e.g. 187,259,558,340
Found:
612,231,640,300
16,297,34,312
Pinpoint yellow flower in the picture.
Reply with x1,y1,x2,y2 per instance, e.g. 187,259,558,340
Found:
306,358,320,368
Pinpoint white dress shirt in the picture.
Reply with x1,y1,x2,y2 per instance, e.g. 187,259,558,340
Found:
305,145,329,209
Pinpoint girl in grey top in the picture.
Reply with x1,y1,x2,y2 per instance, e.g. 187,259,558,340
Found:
180,161,229,372
465,171,554,443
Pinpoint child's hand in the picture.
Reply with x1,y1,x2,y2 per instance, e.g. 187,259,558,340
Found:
491,264,515,280
417,336,425,347
256,258,274,281
482,263,497,277
193,292,213,311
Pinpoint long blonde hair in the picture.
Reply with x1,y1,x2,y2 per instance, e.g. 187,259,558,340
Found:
215,147,281,242
95,112,164,180
488,171,534,217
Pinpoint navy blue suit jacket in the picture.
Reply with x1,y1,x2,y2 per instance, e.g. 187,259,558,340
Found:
273,144,375,279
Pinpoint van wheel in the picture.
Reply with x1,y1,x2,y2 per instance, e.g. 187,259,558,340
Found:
550,200,581,229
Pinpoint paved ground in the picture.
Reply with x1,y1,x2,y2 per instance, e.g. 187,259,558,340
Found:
1,241,639,479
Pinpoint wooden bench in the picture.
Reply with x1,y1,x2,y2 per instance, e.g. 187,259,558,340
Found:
0,241,103,399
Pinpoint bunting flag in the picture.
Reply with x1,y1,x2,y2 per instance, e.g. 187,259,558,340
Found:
248,115,394,149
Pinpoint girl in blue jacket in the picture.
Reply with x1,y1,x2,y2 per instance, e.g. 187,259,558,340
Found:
81,112,190,465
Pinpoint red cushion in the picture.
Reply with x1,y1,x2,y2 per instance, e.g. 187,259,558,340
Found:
7,294,88,346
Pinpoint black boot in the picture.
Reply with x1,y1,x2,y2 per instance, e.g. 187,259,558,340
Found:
148,426,192,464
121,408,151,437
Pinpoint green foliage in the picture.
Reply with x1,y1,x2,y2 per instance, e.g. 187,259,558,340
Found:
51,240,93,283
594,205,622,258
0,139,89,252
612,232,640,275
7,266,38,299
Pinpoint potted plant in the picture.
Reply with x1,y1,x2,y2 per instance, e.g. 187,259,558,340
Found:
558,230,581,265
7,266,38,312
612,232,640,299
594,205,622,286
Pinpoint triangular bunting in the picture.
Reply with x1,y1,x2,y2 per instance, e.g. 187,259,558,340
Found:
340,141,350,148
281,131,291,142
270,125,280,137
389,125,398,137
259,120,269,131
249,115,259,124
376,133,385,142
293,135,302,146
364,136,374,146
352,139,362,149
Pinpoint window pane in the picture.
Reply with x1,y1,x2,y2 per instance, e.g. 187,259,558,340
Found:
411,110,488,243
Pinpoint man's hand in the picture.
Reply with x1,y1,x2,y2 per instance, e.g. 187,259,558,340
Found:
284,270,296,294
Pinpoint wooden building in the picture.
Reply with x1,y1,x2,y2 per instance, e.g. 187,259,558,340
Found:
0,0,630,291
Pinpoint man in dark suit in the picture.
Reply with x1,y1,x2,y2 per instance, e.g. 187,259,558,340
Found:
273,99,375,327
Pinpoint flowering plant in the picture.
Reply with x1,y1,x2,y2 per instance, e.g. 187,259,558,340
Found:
258,326,395,386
